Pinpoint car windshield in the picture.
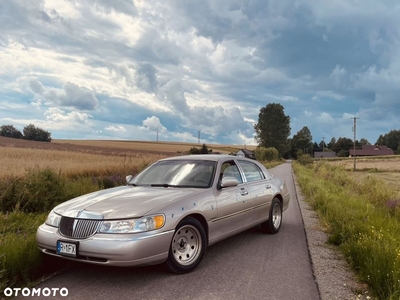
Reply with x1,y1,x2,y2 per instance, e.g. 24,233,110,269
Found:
132,160,216,188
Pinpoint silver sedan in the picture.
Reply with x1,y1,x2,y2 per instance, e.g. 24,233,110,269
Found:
36,155,290,274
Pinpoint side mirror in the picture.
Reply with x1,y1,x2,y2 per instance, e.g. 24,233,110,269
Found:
126,175,133,184
220,176,239,188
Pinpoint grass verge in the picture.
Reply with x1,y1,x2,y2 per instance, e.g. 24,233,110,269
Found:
293,161,400,299
0,168,136,295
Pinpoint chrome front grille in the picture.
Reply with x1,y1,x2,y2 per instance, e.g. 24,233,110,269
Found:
59,217,101,239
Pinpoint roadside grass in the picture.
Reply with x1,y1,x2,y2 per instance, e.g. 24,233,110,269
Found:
0,168,110,294
260,160,284,169
0,211,73,295
293,161,400,299
0,150,163,293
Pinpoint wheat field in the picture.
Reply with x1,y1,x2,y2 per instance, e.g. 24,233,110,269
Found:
0,147,168,178
0,138,255,178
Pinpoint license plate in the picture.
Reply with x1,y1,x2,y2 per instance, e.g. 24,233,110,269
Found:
57,240,78,257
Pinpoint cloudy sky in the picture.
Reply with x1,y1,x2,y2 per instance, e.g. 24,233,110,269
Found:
1,0,399,146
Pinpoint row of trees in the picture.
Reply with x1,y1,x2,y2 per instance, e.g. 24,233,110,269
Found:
0,124,52,142
254,103,400,158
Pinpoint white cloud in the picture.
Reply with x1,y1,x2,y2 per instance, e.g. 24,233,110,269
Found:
330,65,347,87
105,125,127,132
316,112,335,124
43,107,93,129
303,111,313,117
141,116,166,132
30,99,42,109
312,91,345,101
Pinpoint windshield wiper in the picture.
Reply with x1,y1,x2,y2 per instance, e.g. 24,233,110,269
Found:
151,184,182,188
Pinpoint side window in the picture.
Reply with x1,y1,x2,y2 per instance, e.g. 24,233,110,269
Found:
220,161,243,184
238,161,264,182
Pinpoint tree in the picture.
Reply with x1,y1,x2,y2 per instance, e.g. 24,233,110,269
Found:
23,124,52,142
318,140,327,151
376,130,400,152
313,142,321,153
254,103,291,157
327,137,336,150
332,137,353,155
0,125,23,139
290,126,313,158
359,138,370,146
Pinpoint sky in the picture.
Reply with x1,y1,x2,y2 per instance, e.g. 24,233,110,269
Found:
1,0,400,146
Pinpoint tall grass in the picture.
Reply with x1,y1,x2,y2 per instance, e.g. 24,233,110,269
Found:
293,161,400,299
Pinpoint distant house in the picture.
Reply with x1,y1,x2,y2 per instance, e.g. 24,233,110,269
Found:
236,149,256,160
349,145,395,157
314,151,336,158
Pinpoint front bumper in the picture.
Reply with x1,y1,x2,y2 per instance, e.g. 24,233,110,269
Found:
36,224,174,267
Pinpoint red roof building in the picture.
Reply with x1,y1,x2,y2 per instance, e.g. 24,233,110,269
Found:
349,145,394,157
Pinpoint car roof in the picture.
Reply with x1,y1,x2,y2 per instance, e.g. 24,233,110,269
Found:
160,154,253,162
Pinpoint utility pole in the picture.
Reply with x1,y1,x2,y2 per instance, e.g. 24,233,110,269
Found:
198,130,201,144
322,137,325,152
156,131,159,142
351,117,360,171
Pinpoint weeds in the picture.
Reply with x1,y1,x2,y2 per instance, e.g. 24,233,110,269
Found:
294,161,400,299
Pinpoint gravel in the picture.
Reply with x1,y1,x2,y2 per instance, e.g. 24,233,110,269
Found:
292,170,373,300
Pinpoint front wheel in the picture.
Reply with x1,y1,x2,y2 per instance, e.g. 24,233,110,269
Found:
166,217,206,274
261,197,282,234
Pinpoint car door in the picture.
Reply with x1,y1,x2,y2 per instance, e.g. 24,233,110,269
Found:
210,160,253,242
237,160,274,223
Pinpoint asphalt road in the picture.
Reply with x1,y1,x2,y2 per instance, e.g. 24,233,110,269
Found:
29,161,320,300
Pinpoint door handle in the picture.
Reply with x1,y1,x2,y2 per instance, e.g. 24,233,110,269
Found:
265,184,271,189
241,191,249,196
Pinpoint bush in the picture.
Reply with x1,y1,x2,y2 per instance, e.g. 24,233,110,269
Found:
23,124,51,142
0,125,23,139
297,154,313,166
0,169,66,213
189,144,212,154
337,149,349,157
0,169,126,213
254,146,279,161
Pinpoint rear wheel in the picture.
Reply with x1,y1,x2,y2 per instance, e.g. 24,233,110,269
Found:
261,197,282,234
166,217,206,274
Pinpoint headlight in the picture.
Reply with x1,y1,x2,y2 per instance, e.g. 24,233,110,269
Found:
45,210,62,227
98,214,165,234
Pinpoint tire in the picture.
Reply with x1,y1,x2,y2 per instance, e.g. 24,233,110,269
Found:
261,197,282,234
166,217,207,274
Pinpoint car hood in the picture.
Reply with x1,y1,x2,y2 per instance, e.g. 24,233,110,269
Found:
54,186,203,219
